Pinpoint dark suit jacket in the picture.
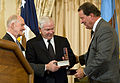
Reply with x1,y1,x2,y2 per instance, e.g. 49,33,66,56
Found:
79,19,120,83
25,34,76,83
2,33,25,51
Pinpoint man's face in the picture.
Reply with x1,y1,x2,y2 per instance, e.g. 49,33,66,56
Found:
40,20,55,40
13,16,25,37
78,10,93,29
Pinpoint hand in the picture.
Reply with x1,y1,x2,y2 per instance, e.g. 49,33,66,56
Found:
74,67,85,79
46,60,60,72
75,55,79,63
62,56,69,60
62,57,65,60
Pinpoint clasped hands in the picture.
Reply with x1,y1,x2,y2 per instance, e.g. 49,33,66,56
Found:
46,56,86,80
74,67,85,79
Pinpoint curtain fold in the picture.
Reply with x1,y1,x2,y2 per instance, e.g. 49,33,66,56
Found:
35,0,55,19
115,0,120,58
0,0,6,38
115,0,120,46
0,0,18,38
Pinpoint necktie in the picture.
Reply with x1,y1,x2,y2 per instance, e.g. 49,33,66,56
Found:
91,30,94,38
47,40,55,58
16,40,22,50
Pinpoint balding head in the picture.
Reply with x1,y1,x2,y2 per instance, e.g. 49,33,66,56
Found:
7,15,18,28
6,15,25,38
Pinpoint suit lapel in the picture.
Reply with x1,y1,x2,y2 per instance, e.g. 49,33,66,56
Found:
94,19,104,35
54,36,62,60
86,19,104,63
36,34,48,51
20,43,25,51
36,35,53,60
3,33,15,42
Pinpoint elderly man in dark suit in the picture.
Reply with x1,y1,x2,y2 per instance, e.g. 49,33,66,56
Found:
25,16,76,83
75,2,119,83
2,15,25,51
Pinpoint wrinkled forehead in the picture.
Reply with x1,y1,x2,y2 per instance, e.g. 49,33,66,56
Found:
44,20,54,27
17,16,25,23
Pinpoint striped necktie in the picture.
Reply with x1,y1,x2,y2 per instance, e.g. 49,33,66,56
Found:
16,40,22,50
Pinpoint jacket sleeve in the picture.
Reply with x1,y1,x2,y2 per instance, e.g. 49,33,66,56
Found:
64,38,76,68
25,40,45,77
84,27,115,77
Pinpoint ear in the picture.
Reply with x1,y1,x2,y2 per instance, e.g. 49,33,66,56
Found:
40,24,43,28
10,22,15,28
38,27,41,33
89,13,94,17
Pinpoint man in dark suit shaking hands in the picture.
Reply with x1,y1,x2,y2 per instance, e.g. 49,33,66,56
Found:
25,16,76,83
75,2,119,83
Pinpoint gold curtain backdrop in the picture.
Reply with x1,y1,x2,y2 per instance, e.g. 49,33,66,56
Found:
0,0,120,83
52,0,101,65
35,0,55,17
0,0,5,38
116,0,120,42
0,0,20,38
51,0,101,83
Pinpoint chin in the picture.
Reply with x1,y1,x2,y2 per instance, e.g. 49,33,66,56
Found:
86,27,91,29
48,38,52,40
19,33,23,36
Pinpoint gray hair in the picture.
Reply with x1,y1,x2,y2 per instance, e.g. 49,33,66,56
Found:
7,15,18,27
38,16,52,29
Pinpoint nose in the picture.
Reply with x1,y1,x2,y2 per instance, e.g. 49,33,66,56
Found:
80,19,83,24
23,25,27,30
80,20,83,24
23,26,25,31
49,31,54,34
81,19,85,24
81,21,84,24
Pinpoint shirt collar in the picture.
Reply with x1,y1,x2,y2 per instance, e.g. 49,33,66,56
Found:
92,17,102,32
43,37,54,44
7,31,16,42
